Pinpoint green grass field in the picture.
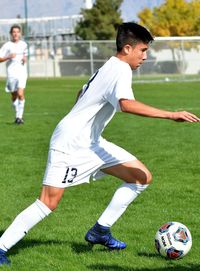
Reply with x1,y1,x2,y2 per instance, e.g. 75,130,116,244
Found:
0,78,199,271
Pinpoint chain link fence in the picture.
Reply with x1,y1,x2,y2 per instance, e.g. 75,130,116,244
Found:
0,37,200,81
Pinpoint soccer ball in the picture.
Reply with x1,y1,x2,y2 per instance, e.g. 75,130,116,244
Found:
155,222,192,259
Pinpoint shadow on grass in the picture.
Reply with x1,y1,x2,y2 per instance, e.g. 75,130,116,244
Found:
5,122,19,126
88,263,200,271
1,230,199,271
0,231,69,257
70,241,94,254
0,230,106,257
70,241,114,254
8,239,69,256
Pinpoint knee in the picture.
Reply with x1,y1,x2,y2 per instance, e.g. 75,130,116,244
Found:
18,94,24,100
17,90,25,100
145,170,153,185
136,169,152,185
135,169,152,185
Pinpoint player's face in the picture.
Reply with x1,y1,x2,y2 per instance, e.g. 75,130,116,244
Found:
11,28,21,42
126,42,149,70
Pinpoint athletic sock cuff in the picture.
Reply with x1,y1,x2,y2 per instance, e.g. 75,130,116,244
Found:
94,222,110,232
35,199,52,216
18,99,25,105
12,99,19,106
124,183,149,195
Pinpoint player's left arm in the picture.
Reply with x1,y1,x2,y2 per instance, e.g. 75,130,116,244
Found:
21,44,28,65
21,55,27,65
119,99,200,123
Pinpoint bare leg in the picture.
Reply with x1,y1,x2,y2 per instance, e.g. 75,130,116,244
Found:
16,88,25,121
85,159,152,249
17,88,25,101
0,185,64,254
102,159,152,184
11,91,18,102
11,92,19,121
39,185,65,210
98,159,152,226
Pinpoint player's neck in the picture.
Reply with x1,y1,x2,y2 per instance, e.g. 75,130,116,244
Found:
115,53,130,67
11,39,20,43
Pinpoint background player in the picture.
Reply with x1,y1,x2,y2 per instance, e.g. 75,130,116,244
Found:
0,25,27,124
0,22,199,266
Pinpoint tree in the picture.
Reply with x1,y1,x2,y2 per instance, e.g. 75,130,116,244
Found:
65,0,123,75
75,0,123,40
138,0,200,74
138,0,200,36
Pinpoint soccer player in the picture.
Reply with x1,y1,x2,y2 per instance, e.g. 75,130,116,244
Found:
0,25,27,124
0,22,199,265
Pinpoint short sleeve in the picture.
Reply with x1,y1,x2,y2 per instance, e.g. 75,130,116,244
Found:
106,64,135,111
0,43,8,58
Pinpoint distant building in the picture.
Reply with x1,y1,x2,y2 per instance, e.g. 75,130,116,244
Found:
0,15,83,42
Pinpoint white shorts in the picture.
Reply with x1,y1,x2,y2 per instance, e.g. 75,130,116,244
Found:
43,139,137,188
5,76,27,93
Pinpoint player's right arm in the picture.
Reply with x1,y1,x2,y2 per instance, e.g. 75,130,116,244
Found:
119,99,200,123
0,53,16,63
0,43,16,63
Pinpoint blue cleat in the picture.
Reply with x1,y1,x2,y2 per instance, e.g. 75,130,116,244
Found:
0,249,10,266
85,222,126,250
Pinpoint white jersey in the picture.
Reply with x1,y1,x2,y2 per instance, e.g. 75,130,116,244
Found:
0,40,27,78
50,56,135,153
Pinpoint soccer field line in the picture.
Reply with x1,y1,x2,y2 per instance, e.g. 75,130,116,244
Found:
0,112,61,117
25,112,61,116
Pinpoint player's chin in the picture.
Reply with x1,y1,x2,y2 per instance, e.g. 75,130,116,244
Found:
132,65,140,70
132,63,142,70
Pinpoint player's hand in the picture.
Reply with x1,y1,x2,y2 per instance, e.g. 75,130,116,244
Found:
171,111,200,122
21,56,26,65
8,53,16,59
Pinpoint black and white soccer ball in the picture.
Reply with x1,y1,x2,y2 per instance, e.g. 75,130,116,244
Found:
155,222,192,259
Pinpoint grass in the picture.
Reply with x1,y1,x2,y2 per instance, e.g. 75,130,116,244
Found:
0,78,199,271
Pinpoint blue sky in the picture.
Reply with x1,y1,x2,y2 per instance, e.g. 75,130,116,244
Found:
0,0,165,21
121,0,164,21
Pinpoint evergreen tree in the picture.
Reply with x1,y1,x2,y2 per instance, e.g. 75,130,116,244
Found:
75,0,123,40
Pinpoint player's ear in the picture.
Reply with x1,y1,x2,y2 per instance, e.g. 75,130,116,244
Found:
123,44,132,55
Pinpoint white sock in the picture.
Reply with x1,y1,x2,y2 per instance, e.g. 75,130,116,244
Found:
0,199,51,252
12,99,19,119
98,183,149,227
17,99,25,119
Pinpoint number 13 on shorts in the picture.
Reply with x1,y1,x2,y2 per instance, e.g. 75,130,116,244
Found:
62,167,78,183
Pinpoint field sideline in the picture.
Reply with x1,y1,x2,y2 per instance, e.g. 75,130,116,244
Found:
0,78,199,271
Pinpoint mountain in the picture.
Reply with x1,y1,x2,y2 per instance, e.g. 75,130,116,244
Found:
0,0,164,21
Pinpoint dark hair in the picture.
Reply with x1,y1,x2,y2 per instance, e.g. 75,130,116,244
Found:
10,24,21,34
116,22,154,52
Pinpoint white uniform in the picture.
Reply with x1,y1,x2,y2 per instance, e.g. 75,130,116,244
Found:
43,56,137,188
0,40,27,92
